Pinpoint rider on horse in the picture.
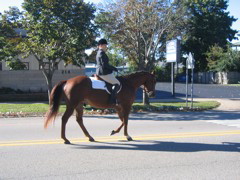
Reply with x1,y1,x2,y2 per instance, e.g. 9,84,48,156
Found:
96,38,120,104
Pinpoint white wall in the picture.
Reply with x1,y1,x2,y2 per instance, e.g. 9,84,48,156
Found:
0,69,85,92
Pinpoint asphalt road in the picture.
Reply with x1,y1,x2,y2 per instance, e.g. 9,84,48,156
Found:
136,82,240,99
0,109,240,179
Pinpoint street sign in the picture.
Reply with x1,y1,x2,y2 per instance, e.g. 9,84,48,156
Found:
166,39,181,97
187,52,195,69
166,39,180,63
186,52,195,109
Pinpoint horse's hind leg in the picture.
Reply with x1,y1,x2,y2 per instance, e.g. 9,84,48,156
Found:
61,106,74,144
75,103,95,142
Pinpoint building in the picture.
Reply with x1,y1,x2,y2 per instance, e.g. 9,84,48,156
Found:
0,28,88,95
0,55,85,92
232,41,240,51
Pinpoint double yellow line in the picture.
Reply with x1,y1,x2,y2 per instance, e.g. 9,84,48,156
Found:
1,130,240,147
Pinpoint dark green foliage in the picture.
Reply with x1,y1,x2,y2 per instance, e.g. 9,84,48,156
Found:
206,45,240,72
182,0,237,72
154,65,171,82
7,60,27,70
22,0,97,66
0,7,22,62
19,0,98,96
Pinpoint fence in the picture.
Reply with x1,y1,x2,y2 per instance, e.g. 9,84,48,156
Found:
194,72,240,84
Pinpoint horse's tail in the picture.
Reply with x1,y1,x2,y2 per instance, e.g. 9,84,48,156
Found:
44,80,66,129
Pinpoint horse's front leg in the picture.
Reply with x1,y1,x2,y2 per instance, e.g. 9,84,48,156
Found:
110,123,124,136
75,103,95,142
112,106,133,141
111,120,132,141
122,105,133,141
123,116,133,141
111,106,125,136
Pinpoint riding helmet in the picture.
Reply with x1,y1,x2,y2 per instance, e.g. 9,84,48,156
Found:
98,38,108,45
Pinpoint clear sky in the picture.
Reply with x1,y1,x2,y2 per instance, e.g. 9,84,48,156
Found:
0,0,239,34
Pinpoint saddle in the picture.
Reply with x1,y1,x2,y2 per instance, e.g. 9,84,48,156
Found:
89,74,121,94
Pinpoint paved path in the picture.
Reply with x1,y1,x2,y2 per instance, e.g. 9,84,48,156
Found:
0,111,239,179
202,98,240,128
155,82,240,99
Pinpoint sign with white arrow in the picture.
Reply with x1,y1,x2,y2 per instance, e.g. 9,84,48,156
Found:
187,52,195,69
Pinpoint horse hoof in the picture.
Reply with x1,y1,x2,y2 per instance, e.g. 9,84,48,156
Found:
64,140,71,144
89,137,95,142
127,136,133,141
110,130,115,136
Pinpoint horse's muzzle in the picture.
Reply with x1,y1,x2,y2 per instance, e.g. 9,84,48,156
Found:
148,91,155,98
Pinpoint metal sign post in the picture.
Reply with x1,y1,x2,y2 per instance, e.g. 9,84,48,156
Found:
186,60,188,108
171,62,175,97
191,66,194,108
186,52,195,109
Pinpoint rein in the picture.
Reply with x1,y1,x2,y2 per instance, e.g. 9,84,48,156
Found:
117,71,125,76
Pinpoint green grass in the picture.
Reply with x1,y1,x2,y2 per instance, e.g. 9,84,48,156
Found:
0,101,220,115
222,84,240,86
132,101,220,112
0,103,66,114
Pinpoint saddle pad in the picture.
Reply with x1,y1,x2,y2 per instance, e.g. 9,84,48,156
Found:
89,77,122,94
89,77,110,92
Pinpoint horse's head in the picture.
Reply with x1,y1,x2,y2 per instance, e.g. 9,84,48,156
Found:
143,71,157,98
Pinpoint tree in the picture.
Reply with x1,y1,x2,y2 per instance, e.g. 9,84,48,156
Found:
106,45,127,67
182,0,237,72
206,44,225,71
96,0,186,104
0,7,22,63
86,46,127,67
206,45,240,72
20,0,97,99
7,60,27,70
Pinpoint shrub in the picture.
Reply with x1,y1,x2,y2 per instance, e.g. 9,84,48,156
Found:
154,64,171,82
206,45,240,72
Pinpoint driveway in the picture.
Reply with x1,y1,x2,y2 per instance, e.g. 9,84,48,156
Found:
136,82,240,100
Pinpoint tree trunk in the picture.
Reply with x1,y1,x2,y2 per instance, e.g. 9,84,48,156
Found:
143,90,150,105
46,76,53,104
42,71,53,104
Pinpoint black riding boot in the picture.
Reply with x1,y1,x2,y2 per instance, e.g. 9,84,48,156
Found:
110,84,120,105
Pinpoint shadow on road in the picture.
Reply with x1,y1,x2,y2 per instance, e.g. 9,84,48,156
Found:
71,141,240,153
86,110,240,121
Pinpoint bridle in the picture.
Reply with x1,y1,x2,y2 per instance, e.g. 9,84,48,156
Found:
143,75,156,97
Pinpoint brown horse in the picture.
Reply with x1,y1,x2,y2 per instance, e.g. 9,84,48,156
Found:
44,71,156,144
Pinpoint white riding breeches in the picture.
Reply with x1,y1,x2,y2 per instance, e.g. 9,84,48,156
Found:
99,73,120,85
